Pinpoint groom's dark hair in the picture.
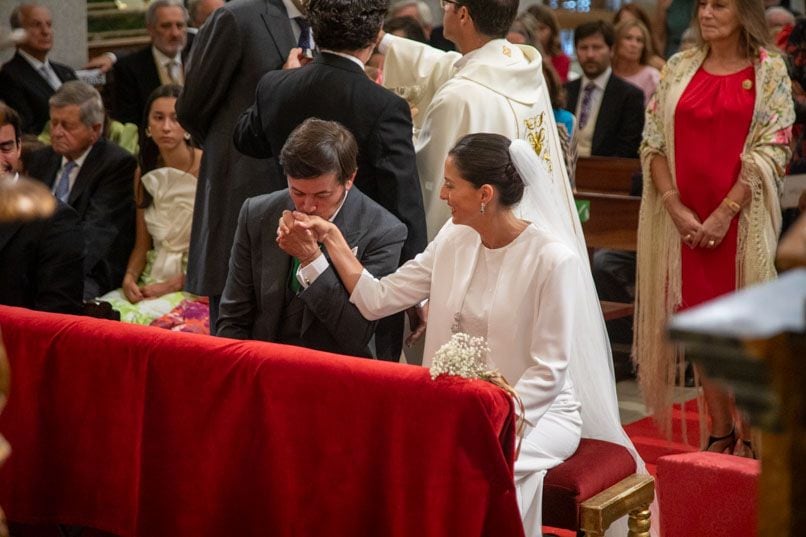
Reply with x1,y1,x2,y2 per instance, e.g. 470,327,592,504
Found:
309,0,389,52
280,118,358,184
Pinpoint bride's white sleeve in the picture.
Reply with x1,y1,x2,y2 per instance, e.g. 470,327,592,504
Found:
349,235,438,321
514,247,581,425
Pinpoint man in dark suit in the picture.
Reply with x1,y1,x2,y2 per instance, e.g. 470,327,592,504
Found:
112,0,192,126
565,21,644,158
0,3,77,135
24,82,136,300
177,0,310,331
218,119,407,358
0,102,84,313
233,0,427,359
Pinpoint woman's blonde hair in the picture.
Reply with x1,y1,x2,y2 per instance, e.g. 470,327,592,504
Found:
615,19,653,66
691,0,769,58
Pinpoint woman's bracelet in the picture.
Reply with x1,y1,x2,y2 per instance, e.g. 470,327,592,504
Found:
125,269,140,280
722,197,742,214
661,189,679,204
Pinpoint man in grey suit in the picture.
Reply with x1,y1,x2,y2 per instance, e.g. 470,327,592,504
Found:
217,119,407,358
177,0,312,330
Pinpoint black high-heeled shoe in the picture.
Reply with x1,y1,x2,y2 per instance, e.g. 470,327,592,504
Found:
704,427,736,453
734,438,757,459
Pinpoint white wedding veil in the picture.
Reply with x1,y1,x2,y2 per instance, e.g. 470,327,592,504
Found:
509,140,652,522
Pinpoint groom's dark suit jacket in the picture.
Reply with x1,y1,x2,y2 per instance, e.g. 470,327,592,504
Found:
565,74,645,158
234,52,427,264
217,187,407,359
25,139,137,298
0,51,77,134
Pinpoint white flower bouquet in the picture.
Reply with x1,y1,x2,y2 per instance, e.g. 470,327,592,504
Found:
430,332,527,454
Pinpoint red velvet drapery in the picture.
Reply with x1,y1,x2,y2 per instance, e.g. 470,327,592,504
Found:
0,306,523,537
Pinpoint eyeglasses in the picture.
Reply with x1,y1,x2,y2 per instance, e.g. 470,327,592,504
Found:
441,0,462,9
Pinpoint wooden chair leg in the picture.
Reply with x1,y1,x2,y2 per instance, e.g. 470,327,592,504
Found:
627,503,652,537
579,474,655,537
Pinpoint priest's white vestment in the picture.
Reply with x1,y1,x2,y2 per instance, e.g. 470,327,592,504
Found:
383,35,562,239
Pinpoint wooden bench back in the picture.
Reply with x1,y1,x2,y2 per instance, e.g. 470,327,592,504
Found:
574,156,641,194
574,191,641,252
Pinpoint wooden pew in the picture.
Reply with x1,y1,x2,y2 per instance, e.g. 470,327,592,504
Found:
575,191,640,252
574,156,641,195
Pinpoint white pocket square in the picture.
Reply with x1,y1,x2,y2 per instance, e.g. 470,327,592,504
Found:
351,246,358,257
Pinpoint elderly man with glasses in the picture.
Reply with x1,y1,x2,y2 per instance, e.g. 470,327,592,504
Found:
379,0,564,239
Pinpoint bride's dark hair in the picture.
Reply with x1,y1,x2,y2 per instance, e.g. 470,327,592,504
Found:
448,133,524,207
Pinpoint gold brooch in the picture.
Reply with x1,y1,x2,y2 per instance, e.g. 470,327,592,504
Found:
502,45,511,57
742,79,753,90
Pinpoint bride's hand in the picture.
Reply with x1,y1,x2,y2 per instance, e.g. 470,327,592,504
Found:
292,211,336,242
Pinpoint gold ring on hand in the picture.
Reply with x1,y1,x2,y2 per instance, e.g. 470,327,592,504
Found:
708,240,715,247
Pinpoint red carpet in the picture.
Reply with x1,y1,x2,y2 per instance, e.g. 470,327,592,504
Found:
623,398,700,475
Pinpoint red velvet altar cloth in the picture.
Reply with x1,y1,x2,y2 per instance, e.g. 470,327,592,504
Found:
0,306,523,537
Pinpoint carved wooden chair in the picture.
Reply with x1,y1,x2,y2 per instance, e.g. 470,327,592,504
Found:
542,438,654,537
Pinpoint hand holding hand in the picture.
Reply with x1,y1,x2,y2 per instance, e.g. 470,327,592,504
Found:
291,211,337,243
405,302,428,347
283,48,313,70
665,198,702,248
277,211,320,263
692,205,733,249
122,274,144,303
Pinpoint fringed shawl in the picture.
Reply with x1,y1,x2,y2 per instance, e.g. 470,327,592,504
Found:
634,46,794,438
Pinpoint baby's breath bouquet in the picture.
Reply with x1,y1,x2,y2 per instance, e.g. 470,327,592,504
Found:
430,333,527,455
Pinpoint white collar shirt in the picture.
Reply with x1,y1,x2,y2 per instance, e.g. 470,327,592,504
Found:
19,48,62,90
152,46,184,85
319,49,364,69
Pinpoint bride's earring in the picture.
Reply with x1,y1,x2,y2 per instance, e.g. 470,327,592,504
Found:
145,127,152,138
184,132,191,141
480,201,486,215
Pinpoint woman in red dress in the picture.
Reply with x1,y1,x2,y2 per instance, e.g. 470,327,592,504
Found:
634,0,793,456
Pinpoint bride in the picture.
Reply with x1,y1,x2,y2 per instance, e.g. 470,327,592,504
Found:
283,132,645,536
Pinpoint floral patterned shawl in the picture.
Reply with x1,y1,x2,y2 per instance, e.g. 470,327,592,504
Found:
634,45,794,436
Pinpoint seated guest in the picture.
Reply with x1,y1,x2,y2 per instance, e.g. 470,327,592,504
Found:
388,0,433,39
566,21,645,158
384,16,428,43
25,81,137,299
285,133,645,536
613,3,665,70
0,102,84,314
507,12,541,49
613,19,661,106
543,60,577,183
112,0,192,126
526,4,571,82
218,118,407,358
0,3,77,135
99,85,207,331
